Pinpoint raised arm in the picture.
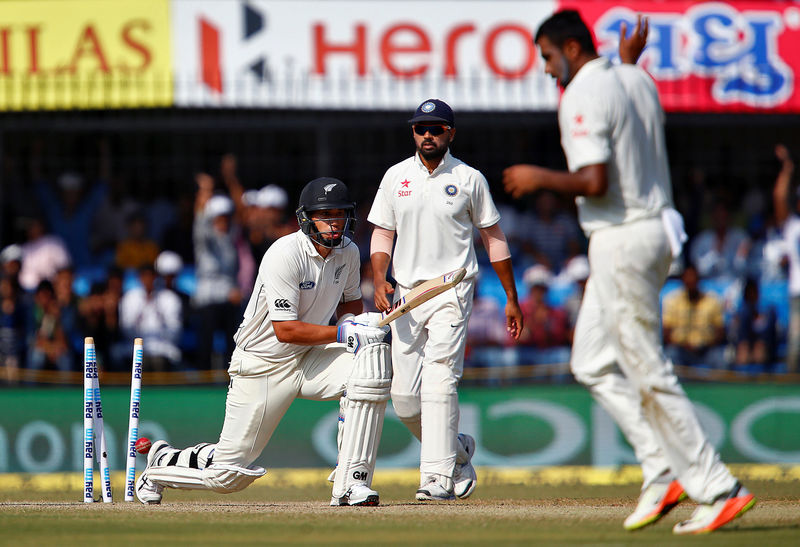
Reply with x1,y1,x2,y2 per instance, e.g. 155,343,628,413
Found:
772,144,795,226
619,14,649,65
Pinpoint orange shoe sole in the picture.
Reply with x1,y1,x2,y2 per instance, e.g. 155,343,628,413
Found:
697,494,756,534
626,481,687,531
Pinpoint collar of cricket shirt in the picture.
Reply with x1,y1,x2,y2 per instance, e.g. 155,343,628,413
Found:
414,149,453,177
569,56,611,89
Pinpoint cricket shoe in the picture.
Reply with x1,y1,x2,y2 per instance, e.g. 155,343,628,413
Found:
673,482,755,535
330,484,380,506
624,479,686,530
135,440,173,505
453,433,477,499
416,478,455,501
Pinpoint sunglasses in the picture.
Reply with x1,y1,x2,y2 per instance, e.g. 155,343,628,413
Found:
413,124,450,136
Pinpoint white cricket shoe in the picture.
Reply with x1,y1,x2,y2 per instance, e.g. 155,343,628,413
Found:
135,440,172,505
624,479,686,530
330,483,380,506
673,482,755,535
453,433,477,499
416,478,455,501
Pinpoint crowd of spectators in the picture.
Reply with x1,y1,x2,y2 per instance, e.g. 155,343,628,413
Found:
0,152,299,381
1,144,799,383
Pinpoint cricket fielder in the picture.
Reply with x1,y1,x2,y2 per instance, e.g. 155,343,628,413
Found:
369,99,523,501
136,178,391,506
503,10,754,534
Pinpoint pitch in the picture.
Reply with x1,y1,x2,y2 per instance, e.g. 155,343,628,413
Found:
1,469,799,545
0,470,800,547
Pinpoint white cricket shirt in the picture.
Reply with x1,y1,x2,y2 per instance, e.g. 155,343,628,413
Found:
368,151,500,287
559,57,673,235
233,230,361,363
783,215,800,296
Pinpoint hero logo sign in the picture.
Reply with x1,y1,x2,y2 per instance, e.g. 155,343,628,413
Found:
594,4,794,108
199,2,269,93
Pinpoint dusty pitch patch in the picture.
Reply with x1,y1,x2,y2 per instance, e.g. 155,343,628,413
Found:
0,499,634,519
2,498,796,525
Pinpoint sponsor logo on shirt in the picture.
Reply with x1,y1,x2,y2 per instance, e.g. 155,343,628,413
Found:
571,113,588,138
299,280,315,290
334,264,346,283
274,299,291,310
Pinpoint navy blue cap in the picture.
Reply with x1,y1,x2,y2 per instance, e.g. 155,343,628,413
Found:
408,99,455,127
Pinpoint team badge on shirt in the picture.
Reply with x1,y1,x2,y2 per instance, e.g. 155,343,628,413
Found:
444,184,458,196
334,264,346,283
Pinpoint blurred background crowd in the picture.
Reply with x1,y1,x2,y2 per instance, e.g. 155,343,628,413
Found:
1,133,798,384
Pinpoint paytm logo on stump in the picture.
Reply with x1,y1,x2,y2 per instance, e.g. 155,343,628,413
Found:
595,4,794,107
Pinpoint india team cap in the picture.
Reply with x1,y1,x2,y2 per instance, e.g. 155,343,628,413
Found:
408,99,455,127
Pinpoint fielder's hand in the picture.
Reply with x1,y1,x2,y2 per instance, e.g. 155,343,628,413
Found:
373,279,395,312
337,320,389,353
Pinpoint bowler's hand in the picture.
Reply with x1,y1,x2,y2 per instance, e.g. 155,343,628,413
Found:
373,279,395,313
619,15,649,64
505,300,523,341
503,164,546,199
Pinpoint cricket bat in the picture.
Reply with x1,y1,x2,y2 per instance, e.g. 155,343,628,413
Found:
378,268,467,327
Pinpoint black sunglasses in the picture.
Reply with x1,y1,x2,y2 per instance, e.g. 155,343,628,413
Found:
413,124,450,136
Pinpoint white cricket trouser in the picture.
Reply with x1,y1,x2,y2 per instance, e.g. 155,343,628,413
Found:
571,216,736,503
390,277,474,482
213,344,353,467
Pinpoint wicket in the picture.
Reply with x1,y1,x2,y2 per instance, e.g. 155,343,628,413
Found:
83,336,144,503
124,338,143,501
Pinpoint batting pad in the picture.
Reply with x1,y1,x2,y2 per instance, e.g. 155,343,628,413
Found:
332,342,391,498
420,362,460,479
147,463,266,493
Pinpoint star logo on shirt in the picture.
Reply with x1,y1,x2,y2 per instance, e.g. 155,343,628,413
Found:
400,179,411,188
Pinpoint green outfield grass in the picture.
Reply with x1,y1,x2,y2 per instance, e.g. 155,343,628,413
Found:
1,469,799,545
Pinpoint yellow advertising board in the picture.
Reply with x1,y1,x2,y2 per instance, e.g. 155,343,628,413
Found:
0,0,172,110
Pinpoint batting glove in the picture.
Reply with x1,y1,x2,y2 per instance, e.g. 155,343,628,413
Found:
352,312,383,328
337,320,389,353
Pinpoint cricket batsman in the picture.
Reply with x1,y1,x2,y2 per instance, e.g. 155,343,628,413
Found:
136,177,391,506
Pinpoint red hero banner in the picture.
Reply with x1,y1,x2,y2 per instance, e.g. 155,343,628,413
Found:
562,1,800,112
